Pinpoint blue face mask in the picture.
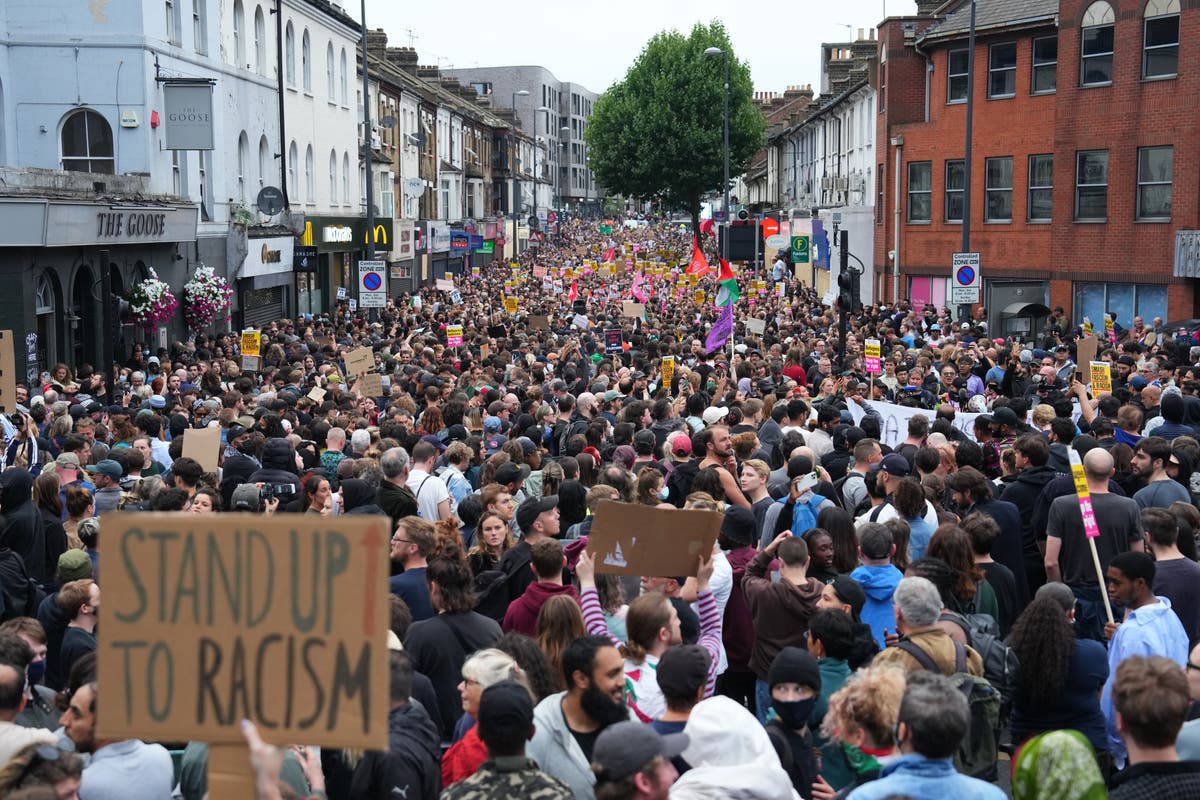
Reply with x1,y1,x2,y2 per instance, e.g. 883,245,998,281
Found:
26,658,45,688
657,486,670,501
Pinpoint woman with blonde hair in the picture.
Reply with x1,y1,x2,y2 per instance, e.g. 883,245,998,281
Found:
539,460,564,497
441,648,530,787
815,666,907,794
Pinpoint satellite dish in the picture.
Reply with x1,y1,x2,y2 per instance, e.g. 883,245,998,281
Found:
380,115,397,129
256,186,284,216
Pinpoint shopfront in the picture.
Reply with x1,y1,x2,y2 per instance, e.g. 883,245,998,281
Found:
295,215,365,315
237,233,294,326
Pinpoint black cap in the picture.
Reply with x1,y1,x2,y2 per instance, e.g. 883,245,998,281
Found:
495,462,531,486
829,575,867,619
992,406,1020,428
720,506,757,546
516,494,558,534
445,424,469,442
656,645,710,701
476,680,534,741
768,646,822,692
592,721,689,783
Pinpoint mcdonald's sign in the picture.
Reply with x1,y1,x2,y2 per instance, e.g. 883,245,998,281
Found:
362,222,391,250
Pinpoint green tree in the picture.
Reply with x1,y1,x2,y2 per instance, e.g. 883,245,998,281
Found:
586,21,765,230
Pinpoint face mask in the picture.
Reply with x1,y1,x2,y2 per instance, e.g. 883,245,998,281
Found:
26,658,45,688
772,697,816,730
657,486,670,501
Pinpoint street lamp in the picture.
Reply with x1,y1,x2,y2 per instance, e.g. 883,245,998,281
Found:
534,105,552,233
705,46,730,262
510,90,529,255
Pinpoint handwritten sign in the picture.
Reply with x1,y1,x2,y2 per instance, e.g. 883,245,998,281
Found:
181,425,221,473
240,331,260,358
307,386,327,403
622,302,645,319
1090,361,1112,394
864,339,882,374
357,372,382,397
744,318,766,336
96,513,389,747
435,278,455,292
343,347,374,377
588,502,721,577
504,297,519,314
446,325,463,347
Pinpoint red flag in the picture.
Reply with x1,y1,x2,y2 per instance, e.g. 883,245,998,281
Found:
699,218,715,236
569,280,578,302
603,247,616,263
687,237,711,276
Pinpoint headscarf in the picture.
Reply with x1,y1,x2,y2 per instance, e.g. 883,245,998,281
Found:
1011,730,1106,800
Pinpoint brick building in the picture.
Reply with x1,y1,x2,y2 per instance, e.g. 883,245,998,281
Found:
875,0,1197,338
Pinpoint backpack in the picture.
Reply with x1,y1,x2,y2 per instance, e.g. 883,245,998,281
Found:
0,548,44,622
833,473,871,517
940,609,1020,704
896,638,1000,780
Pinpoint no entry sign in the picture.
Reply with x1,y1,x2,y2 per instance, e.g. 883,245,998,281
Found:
358,260,386,308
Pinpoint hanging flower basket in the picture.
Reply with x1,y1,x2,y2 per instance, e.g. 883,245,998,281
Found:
182,264,234,335
128,268,179,332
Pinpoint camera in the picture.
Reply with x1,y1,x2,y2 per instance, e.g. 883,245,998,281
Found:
261,483,297,501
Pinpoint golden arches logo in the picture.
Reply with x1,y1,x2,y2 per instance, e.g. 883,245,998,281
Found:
363,224,389,246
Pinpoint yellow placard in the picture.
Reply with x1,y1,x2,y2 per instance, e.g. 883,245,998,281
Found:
864,340,881,359
240,331,260,357
694,289,705,305
661,356,675,390
1090,361,1112,393
504,297,519,314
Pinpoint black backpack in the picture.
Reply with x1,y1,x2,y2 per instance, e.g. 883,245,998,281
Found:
0,548,44,622
832,473,872,517
939,609,1020,704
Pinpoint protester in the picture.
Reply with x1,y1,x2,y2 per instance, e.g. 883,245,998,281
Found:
1109,655,1200,798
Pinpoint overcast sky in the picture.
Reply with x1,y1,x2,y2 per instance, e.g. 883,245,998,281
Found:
364,0,915,96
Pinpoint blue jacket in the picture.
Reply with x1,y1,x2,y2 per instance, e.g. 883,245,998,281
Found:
845,754,1006,800
851,564,903,648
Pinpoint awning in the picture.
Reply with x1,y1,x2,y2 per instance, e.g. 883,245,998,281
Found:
1000,302,1051,316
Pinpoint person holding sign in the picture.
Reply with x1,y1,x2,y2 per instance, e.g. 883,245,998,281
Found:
1044,448,1143,642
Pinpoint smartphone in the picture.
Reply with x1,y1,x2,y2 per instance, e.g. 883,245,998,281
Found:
793,473,819,495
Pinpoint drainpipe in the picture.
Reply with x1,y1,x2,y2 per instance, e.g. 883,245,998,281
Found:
891,135,903,304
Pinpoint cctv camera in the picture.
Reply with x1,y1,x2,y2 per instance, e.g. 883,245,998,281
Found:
888,250,896,261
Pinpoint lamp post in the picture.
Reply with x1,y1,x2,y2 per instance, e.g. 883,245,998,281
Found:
705,46,731,262
533,105,552,237
511,89,529,257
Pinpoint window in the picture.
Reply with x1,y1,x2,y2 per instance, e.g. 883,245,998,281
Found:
1080,2,1114,86
288,141,298,193
907,161,931,222
983,157,1013,222
305,145,314,202
1032,36,1057,93
191,0,205,54
60,110,114,174
258,135,269,189
233,1,244,65
284,22,295,85
1137,145,1173,220
1028,154,1053,222
988,43,1017,98
1143,0,1180,79
339,49,348,105
199,151,211,221
172,151,182,195
326,43,335,99
1075,150,1109,220
1074,282,1167,331
165,0,178,45
879,45,887,112
947,48,969,103
944,160,965,223
342,152,350,205
301,30,311,91
876,164,884,224
237,132,248,202
253,7,266,75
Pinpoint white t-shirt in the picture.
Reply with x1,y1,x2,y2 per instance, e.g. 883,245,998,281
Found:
855,498,939,531
407,467,450,520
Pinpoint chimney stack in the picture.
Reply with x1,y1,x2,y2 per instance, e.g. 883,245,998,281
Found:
386,47,420,75
365,28,388,59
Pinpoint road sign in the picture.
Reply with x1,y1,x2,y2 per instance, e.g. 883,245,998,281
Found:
358,260,386,308
951,252,981,304
791,235,811,264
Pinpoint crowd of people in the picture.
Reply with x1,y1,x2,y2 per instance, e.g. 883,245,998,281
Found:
1,217,1200,799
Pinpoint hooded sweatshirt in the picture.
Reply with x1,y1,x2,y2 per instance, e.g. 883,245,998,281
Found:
247,439,301,497
0,468,49,583
742,550,823,680
670,696,801,800
348,701,441,800
501,581,579,637
850,563,903,648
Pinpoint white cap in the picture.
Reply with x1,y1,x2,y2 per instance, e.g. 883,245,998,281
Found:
701,406,729,426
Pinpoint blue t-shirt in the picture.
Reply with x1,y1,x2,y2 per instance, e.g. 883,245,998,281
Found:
389,568,435,621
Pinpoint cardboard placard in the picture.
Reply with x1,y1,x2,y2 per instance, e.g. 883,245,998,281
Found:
622,302,645,319
181,425,221,473
1090,361,1112,394
357,372,383,397
1076,337,1098,384
307,386,327,403
96,513,389,747
344,346,374,376
435,278,455,292
527,315,549,331
588,502,721,577
239,355,260,373
0,332,16,416
240,331,260,358
744,318,766,336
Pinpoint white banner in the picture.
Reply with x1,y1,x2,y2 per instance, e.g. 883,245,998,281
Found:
846,399,1081,449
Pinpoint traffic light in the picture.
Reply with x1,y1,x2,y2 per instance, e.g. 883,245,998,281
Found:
838,271,854,311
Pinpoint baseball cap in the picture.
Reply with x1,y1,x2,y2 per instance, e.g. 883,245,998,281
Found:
602,389,624,403
419,434,448,452
484,434,509,455
670,435,692,457
515,494,558,534
701,406,729,426
54,453,81,469
445,424,469,442
655,645,711,704
992,406,1020,427
1129,375,1148,391
494,462,531,486
149,395,166,409
476,680,535,742
231,483,262,512
592,721,689,784
483,416,503,433
84,459,123,479
720,506,757,546
57,549,93,582
877,453,911,477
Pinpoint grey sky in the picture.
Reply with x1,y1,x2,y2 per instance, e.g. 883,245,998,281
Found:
364,0,915,97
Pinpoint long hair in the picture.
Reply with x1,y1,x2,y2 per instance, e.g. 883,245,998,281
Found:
468,510,513,560
623,591,671,664
537,596,586,693
426,554,476,614
817,505,860,573
1007,595,1075,707
926,524,982,604
32,471,62,517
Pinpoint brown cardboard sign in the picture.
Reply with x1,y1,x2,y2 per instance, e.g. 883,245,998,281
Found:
181,425,222,473
527,315,550,330
307,386,327,403
621,302,645,319
96,513,390,749
1076,336,1098,385
357,372,383,397
0,332,16,416
344,346,374,376
587,502,721,577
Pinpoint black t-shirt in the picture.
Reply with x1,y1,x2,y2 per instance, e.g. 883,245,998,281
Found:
1046,493,1140,585
566,711,601,762
1153,557,1200,646
979,561,1020,637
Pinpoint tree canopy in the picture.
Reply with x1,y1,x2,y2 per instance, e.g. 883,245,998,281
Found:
585,21,765,225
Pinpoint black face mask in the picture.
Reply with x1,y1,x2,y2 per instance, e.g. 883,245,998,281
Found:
772,697,816,730
580,680,628,728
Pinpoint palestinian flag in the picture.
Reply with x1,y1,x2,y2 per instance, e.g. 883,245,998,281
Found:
715,257,739,306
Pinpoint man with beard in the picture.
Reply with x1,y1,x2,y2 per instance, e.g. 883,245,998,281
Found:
528,635,633,799
695,425,750,508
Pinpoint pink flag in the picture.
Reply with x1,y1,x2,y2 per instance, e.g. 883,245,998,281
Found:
631,272,647,303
